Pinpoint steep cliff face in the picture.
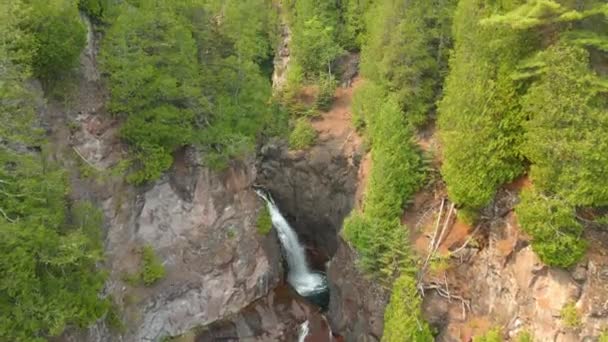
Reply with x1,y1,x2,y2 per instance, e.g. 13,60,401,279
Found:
425,211,608,341
196,285,331,341
256,140,357,265
47,17,288,341
104,156,282,341
408,178,608,341
327,239,387,342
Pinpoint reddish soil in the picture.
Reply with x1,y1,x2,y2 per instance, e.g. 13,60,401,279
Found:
298,85,318,107
309,77,369,207
455,316,492,342
504,174,532,192
438,218,472,255
311,77,363,157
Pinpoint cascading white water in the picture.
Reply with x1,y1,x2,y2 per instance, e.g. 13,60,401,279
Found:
297,320,310,342
255,190,327,296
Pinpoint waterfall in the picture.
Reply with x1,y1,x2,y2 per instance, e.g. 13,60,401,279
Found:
255,190,327,297
297,320,310,342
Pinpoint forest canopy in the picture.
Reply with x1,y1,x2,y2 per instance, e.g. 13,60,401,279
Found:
101,0,280,182
439,0,608,267
0,1,107,340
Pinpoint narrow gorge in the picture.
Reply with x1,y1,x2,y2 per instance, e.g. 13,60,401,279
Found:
3,1,608,342
52,11,381,341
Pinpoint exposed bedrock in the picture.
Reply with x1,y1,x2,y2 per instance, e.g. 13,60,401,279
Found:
256,140,358,266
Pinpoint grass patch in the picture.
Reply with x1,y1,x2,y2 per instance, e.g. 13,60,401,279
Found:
473,327,503,342
516,330,533,342
256,206,272,235
122,245,166,287
561,301,581,328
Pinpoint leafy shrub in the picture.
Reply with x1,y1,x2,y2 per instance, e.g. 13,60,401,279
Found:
516,189,587,268
351,82,384,134
106,303,125,332
101,1,278,182
360,0,455,127
474,328,503,342
78,0,107,21
315,73,337,111
28,0,87,80
521,44,608,207
599,329,608,342
123,245,166,286
382,274,434,341
288,6,343,77
289,118,316,150
140,245,166,286
257,206,272,235
561,302,581,328
283,62,304,102
125,144,174,185
516,330,534,342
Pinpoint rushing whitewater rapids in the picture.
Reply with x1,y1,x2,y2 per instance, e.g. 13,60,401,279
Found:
255,189,328,297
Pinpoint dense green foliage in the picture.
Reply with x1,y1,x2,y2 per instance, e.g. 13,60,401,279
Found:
382,274,433,342
361,0,456,126
514,42,607,267
288,118,317,150
342,0,457,339
140,245,166,286
316,74,338,111
473,328,503,342
348,86,430,342
438,0,532,215
343,96,424,278
2,0,606,340
0,155,108,340
0,2,108,340
517,190,587,268
78,0,109,21
522,44,608,207
26,0,87,81
283,0,343,77
101,0,280,182
438,0,608,266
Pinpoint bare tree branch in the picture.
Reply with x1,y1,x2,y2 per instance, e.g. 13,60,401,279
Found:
449,224,482,258
0,207,16,223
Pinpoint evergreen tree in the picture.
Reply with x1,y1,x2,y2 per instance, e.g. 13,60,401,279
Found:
26,0,87,80
438,0,534,218
361,0,456,126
